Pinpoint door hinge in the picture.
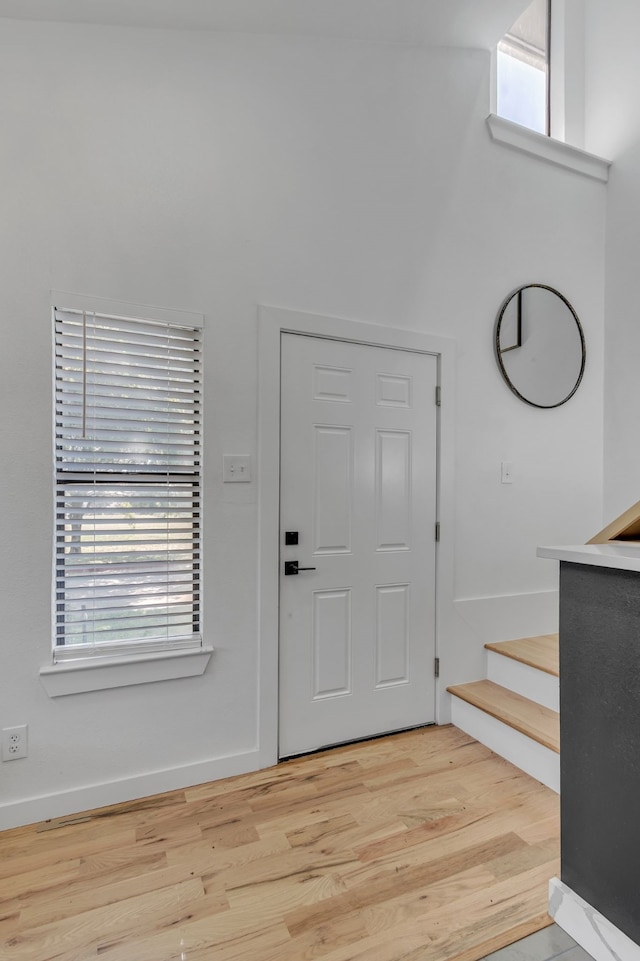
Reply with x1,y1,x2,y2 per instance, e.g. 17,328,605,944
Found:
434,657,440,678
435,522,440,542
435,385,441,407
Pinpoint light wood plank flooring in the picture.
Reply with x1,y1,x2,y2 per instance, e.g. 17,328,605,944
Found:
0,725,559,961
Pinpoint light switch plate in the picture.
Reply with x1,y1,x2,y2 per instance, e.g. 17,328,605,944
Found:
501,461,514,484
223,455,252,483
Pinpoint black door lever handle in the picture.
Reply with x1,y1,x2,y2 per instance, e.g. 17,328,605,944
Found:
284,561,317,575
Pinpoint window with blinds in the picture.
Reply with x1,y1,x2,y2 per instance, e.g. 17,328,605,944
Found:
53,307,202,661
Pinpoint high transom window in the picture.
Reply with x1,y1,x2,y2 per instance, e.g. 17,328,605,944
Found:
497,0,551,136
53,307,202,661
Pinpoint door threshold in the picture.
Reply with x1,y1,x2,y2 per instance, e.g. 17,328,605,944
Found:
279,721,437,762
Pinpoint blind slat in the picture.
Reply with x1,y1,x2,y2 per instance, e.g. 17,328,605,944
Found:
56,384,201,404
57,333,200,359
56,338,200,363
57,434,199,449
57,417,199,433
60,615,197,636
62,599,198,618
60,563,197,575
57,355,200,379
57,398,199,415
56,310,202,343
61,587,199,604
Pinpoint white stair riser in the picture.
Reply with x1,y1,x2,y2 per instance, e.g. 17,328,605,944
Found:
450,696,560,793
487,650,559,712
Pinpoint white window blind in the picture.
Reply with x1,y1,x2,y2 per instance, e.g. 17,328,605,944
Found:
54,308,202,661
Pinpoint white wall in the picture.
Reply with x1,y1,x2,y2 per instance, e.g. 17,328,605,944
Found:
584,0,640,160
600,143,640,520
551,0,586,147
0,18,606,828
582,1,640,520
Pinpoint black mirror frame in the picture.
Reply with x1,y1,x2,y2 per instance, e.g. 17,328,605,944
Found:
495,283,586,409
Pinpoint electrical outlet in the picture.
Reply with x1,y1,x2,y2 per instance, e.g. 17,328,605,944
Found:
2,725,28,761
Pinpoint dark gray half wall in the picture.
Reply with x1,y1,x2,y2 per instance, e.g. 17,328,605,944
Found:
560,560,640,943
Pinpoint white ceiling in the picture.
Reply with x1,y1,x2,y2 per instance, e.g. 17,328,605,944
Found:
0,0,531,49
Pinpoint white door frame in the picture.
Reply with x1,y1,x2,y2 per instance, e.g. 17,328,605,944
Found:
257,305,455,769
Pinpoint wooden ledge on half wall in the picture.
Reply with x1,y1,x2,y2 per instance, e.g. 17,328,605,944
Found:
588,498,640,545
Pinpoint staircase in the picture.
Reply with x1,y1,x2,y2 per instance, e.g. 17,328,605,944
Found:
447,634,560,793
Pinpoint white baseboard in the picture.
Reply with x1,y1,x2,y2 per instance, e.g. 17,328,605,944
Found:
0,747,270,832
450,697,559,793
549,878,640,961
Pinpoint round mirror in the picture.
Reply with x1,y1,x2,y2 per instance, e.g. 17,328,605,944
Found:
495,284,585,409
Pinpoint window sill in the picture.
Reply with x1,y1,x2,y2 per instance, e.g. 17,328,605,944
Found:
486,114,612,183
40,646,214,697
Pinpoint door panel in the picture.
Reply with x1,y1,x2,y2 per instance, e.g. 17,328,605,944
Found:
312,589,352,698
375,584,410,687
313,426,352,553
376,429,411,550
279,333,438,757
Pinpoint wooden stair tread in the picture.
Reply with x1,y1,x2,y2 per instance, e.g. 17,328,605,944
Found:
485,634,559,677
447,680,560,753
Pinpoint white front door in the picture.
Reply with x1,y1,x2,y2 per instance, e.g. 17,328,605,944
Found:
279,333,439,757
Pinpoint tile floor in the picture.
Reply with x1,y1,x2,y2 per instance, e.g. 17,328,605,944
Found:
481,925,591,961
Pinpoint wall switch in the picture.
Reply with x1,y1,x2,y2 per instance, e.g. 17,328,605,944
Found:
2,725,28,761
501,461,514,484
223,455,252,483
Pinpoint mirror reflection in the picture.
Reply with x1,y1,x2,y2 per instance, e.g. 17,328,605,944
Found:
495,284,585,408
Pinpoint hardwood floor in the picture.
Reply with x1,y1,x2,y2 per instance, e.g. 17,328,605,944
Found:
0,725,559,961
